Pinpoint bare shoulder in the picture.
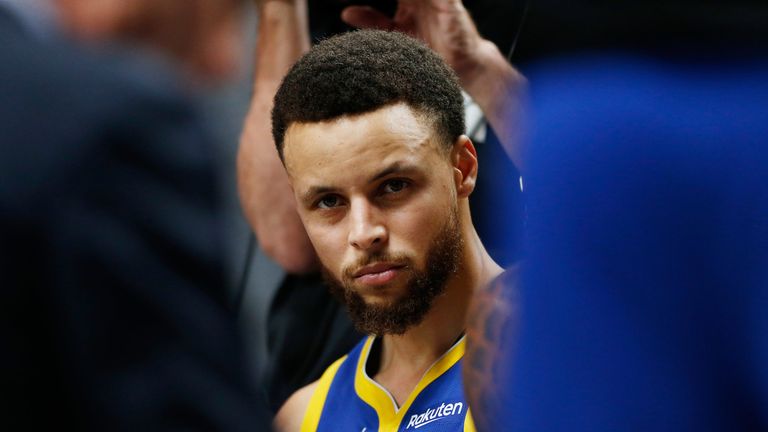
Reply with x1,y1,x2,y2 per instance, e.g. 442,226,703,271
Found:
273,381,319,432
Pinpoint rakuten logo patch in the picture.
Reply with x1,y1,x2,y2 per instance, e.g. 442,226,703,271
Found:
406,402,463,429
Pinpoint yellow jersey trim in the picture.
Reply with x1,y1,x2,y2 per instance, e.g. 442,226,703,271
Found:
353,335,467,431
464,408,477,432
300,355,347,432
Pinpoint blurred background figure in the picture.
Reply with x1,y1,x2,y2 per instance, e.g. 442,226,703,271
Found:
0,0,268,430
467,0,768,430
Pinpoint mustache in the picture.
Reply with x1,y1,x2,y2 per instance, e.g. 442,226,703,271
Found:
342,252,412,280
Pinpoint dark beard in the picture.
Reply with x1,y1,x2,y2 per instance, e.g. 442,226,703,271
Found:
322,208,463,336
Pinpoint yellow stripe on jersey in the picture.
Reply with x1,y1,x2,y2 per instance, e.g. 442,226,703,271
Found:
301,355,347,432
353,336,398,429
353,335,468,431
464,408,477,432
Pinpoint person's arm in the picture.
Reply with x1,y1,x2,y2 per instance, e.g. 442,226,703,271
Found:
341,0,527,169
463,267,519,431
273,381,317,432
237,0,318,273
457,41,526,171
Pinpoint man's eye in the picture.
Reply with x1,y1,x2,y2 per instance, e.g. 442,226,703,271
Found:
317,195,341,209
382,179,408,194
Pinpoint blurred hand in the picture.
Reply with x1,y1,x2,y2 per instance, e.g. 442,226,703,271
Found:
341,0,494,84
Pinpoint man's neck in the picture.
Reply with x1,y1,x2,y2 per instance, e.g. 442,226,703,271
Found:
372,212,503,405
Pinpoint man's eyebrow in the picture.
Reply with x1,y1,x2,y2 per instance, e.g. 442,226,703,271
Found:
368,162,420,183
300,162,421,204
301,186,335,204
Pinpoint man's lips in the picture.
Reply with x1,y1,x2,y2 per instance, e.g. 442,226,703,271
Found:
352,262,405,285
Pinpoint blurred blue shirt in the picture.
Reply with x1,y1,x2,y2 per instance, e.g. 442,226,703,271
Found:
506,51,768,431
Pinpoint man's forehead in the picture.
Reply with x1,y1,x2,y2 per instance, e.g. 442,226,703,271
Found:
282,104,441,176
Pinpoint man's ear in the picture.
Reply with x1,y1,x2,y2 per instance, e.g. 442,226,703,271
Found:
451,135,478,199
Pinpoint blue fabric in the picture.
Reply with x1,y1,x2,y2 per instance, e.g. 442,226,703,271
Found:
472,125,524,267
401,357,468,431
507,52,768,431
317,339,380,431
316,337,471,431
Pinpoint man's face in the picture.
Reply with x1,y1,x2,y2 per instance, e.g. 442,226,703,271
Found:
284,103,464,335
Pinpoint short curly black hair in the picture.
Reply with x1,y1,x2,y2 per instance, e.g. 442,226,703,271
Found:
272,29,465,160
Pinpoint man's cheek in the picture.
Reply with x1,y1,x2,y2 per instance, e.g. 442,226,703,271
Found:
393,210,440,242
307,228,343,270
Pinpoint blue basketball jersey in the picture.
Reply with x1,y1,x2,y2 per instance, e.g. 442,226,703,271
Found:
301,335,476,432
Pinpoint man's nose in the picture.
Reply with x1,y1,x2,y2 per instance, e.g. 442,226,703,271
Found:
347,199,387,251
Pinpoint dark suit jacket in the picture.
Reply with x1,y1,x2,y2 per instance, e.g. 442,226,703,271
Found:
0,8,266,431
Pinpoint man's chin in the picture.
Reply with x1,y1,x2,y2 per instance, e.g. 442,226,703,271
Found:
358,296,397,309
353,281,409,303
346,293,432,336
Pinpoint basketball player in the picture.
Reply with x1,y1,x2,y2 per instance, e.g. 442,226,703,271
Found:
269,29,505,431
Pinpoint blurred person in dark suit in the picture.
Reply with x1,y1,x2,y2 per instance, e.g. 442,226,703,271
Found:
0,0,268,430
